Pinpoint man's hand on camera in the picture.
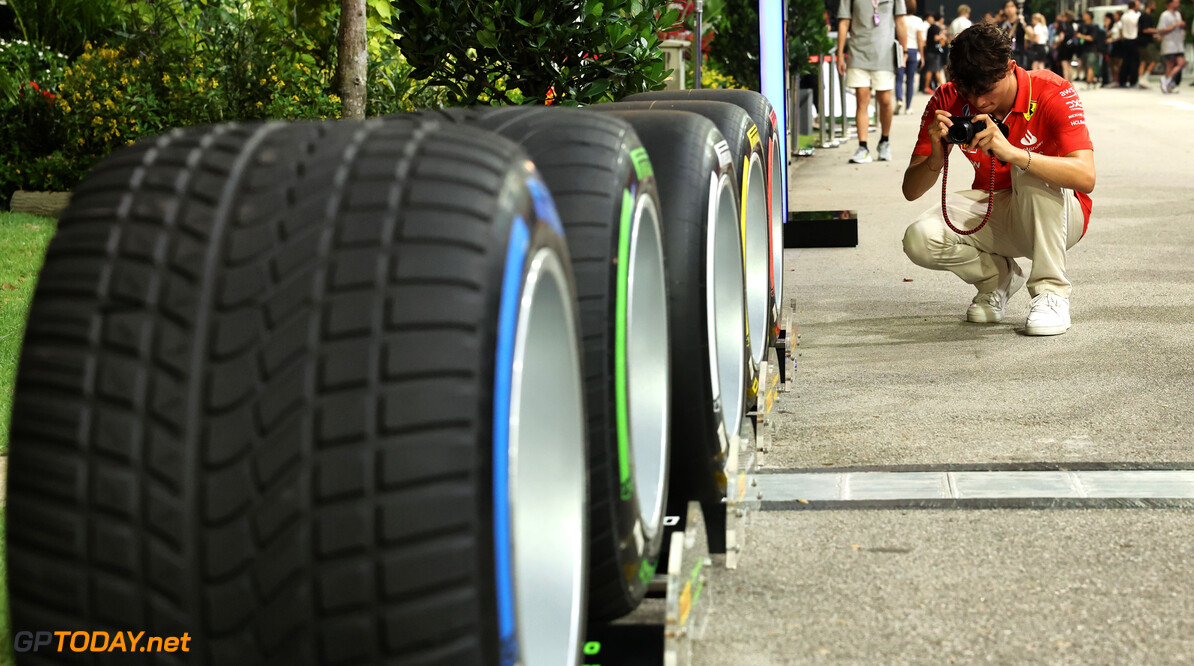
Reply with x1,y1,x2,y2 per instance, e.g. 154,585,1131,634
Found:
966,114,1018,164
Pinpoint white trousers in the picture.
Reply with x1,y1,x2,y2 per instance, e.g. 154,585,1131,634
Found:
902,164,1086,298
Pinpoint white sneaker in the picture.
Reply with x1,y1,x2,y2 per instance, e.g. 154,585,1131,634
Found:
849,146,872,163
1161,77,1171,93
877,141,892,161
1025,292,1071,336
895,99,904,114
967,257,1025,323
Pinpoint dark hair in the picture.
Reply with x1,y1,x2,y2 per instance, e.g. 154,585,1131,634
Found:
946,21,1013,98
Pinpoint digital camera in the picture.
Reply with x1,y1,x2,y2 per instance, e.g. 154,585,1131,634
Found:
946,116,1010,145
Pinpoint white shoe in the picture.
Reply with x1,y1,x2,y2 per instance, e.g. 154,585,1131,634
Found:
1161,77,1171,92
895,99,904,114
849,146,872,163
1025,292,1071,336
966,257,1026,323
877,140,892,161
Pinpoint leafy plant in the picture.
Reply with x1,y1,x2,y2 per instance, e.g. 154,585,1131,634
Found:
787,0,835,77
386,0,682,105
707,0,833,90
0,37,70,104
7,0,130,57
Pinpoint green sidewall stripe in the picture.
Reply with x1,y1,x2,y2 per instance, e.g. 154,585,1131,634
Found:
615,188,634,501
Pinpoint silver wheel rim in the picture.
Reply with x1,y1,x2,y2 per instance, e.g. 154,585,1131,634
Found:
708,172,747,440
769,143,784,318
509,247,586,666
744,154,769,368
627,193,670,540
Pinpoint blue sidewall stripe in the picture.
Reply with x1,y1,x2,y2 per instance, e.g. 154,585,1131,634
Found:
494,216,530,665
526,175,565,237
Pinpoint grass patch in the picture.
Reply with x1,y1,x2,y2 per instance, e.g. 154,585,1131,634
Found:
0,212,58,455
0,211,56,665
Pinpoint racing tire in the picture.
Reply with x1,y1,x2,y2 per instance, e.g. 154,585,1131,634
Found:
585,108,747,506
429,107,672,622
7,117,589,666
625,89,785,344
602,99,767,397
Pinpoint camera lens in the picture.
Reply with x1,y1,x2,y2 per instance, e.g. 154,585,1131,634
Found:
947,121,973,144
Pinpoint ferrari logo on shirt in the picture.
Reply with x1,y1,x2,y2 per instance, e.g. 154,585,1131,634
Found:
1025,100,1038,121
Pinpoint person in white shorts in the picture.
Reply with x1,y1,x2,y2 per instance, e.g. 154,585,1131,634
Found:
837,0,909,163
1157,0,1187,93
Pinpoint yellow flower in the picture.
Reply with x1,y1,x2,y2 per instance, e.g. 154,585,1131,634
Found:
270,75,278,82
211,80,218,89
92,102,101,111
77,138,84,146
292,95,299,103
179,75,186,83
92,116,103,126
329,94,341,103
132,59,140,68
256,101,263,108
162,74,171,84
259,78,267,86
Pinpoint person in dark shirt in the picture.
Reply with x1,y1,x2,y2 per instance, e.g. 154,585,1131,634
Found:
1000,0,1031,68
923,14,948,94
1137,0,1160,87
1075,11,1106,87
1053,12,1078,80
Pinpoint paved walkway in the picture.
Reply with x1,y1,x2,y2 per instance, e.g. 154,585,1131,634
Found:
693,85,1194,664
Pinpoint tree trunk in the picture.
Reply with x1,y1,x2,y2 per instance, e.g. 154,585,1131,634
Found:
337,0,368,119
9,191,72,218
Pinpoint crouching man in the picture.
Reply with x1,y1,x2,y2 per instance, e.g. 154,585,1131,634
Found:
901,22,1096,335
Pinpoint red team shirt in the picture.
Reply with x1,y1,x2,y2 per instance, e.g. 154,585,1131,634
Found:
913,67,1094,234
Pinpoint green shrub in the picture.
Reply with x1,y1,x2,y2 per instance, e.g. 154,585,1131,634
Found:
0,37,70,104
7,0,129,57
386,0,681,105
707,0,833,90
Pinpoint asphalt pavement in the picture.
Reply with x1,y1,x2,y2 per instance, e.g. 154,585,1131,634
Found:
691,84,1194,665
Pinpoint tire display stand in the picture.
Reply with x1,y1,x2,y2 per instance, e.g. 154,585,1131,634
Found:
584,308,796,666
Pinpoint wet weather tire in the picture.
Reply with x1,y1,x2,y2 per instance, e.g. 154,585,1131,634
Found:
8,117,589,666
434,107,672,622
586,108,748,505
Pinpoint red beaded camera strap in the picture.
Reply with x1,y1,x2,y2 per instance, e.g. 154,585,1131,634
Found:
940,148,997,236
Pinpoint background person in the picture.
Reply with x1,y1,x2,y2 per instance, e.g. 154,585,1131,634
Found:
1118,0,1142,87
923,14,949,93
897,0,926,114
836,0,909,163
1030,12,1051,70
950,4,973,42
1103,13,1121,84
1000,0,1030,67
900,22,1096,336
1157,0,1187,92
1138,0,1161,87
1075,11,1106,88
